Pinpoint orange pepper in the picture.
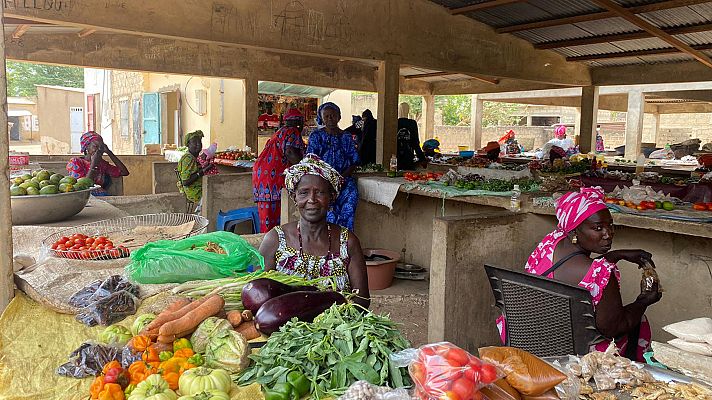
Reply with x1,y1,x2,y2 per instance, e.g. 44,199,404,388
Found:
102,360,123,375
89,376,105,400
130,335,152,352
97,383,125,400
178,362,197,375
141,345,160,363
172,348,194,358
162,371,180,390
159,357,187,374
127,361,154,385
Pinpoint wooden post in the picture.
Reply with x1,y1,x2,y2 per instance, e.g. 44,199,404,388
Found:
0,0,15,312
578,86,600,153
376,57,400,165
470,95,483,150
242,77,259,152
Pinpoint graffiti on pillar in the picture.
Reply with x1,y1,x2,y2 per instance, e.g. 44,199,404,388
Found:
104,0,126,9
3,0,73,13
272,1,306,43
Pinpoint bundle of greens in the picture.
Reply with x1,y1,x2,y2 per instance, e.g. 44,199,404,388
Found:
238,303,411,398
172,270,339,311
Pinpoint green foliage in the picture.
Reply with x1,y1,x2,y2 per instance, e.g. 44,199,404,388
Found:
7,61,84,96
435,95,470,126
483,101,520,127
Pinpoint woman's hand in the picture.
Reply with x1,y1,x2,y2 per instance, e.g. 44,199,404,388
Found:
636,282,663,306
603,249,653,268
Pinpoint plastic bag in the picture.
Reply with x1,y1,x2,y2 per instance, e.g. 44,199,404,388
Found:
68,275,138,308
56,341,122,378
478,347,566,396
668,338,712,356
549,359,580,400
337,381,411,400
479,379,521,400
663,318,712,343
391,342,502,400
70,275,140,326
126,231,264,284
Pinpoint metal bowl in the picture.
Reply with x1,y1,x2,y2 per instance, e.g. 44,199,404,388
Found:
10,186,97,225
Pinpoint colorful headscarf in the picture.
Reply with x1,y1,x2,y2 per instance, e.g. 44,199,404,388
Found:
316,102,341,126
555,125,567,139
525,187,608,276
284,108,304,121
80,131,102,153
285,153,344,196
184,130,204,146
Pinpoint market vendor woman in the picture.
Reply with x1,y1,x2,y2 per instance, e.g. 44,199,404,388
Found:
177,130,214,210
66,131,129,195
498,187,662,361
259,154,370,308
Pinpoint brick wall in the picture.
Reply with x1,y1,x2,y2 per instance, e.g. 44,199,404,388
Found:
111,71,145,155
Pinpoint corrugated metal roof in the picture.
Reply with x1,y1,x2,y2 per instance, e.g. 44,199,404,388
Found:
677,31,712,46
639,8,711,28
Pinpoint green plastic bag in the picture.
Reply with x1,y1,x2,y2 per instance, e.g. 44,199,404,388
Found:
125,231,264,284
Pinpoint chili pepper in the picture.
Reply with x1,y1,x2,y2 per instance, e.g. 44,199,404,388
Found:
286,371,310,397
264,382,294,400
97,383,125,400
187,353,204,367
159,351,173,362
104,367,123,384
173,338,192,352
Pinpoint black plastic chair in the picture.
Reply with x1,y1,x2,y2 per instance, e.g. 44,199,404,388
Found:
484,264,604,357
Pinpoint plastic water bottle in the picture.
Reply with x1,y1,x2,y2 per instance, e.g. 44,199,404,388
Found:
389,154,398,172
510,184,521,212
636,153,646,174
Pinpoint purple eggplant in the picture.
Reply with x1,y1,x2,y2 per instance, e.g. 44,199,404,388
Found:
241,278,318,314
255,291,346,334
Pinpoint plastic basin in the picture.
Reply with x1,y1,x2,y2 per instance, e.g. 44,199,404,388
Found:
363,248,401,290
459,150,475,159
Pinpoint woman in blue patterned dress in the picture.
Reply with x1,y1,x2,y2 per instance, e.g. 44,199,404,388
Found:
306,102,360,230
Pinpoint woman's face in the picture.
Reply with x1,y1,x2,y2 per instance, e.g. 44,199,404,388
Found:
188,137,203,156
321,108,340,130
294,175,334,223
86,139,102,156
575,209,614,254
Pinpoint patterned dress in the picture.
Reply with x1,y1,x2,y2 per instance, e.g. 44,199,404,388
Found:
177,153,202,204
66,157,122,196
252,126,306,232
306,129,360,230
273,225,351,291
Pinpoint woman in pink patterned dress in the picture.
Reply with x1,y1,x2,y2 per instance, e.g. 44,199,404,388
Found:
497,187,662,361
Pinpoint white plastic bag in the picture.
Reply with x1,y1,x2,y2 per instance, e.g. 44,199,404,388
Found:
337,381,411,400
663,318,712,343
668,338,712,356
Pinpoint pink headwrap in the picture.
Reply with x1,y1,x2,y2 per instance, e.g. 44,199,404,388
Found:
525,187,608,277
554,125,567,139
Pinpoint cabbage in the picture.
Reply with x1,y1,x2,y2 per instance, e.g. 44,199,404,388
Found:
190,317,232,353
131,313,157,336
204,329,249,373
99,324,132,346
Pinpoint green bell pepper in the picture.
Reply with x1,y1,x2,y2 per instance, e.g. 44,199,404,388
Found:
264,382,294,400
286,371,310,397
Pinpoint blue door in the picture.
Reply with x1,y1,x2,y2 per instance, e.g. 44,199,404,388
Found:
142,93,161,144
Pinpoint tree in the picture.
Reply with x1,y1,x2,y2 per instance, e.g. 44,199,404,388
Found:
7,61,84,97
435,95,471,125
483,101,520,127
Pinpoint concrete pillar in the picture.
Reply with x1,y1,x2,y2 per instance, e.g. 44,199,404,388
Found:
0,2,13,312
578,86,599,153
423,95,435,140
376,58,400,165
470,94,483,150
625,90,645,160
651,113,661,146
242,77,258,152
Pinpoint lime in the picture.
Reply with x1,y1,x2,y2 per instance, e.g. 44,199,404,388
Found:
662,201,675,211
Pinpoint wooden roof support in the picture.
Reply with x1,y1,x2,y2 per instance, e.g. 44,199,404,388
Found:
77,28,96,38
405,71,499,85
496,0,710,34
11,24,29,39
449,0,525,15
590,0,712,69
567,43,712,62
535,22,712,50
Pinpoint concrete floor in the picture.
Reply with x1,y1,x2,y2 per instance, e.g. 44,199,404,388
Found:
371,279,429,347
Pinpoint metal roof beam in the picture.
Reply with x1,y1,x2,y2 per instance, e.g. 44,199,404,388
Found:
567,43,712,61
496,0,710,34
449,0,526,15
535,22,712,50
589,0,712,69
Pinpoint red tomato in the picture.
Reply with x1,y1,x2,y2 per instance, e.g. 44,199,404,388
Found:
693,203,708,211
65,240,74,247
80,251,90,259
480,364,498,384
439,391,461,400
445,348,470,367
706,203,712,211
85,237,94,245
464,366,480,383
450,378,474,400
421,346,438,359
471,391,483,400
105,244,114,250
51,243,59,250
57,245,66,251
411,361,426,384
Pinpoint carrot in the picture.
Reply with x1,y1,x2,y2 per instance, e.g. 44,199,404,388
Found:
236,321,261,340
151,341,173,353
226,311,243,327
158,294,225,337
157,326,198,344
142,298,195,332
241,310,253,322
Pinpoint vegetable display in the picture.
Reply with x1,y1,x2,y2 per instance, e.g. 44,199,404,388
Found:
50,233,130,260
255,290,347,335
172,270,339,311
140,296,223,343
132,314,157,337
239,303,412,399
241,278,318,315
127,374,177,400
203,329,249,373
178,367,231,396
453,175,538,192
99,325,133,346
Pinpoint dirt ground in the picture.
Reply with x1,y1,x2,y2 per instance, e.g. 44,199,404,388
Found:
370,279,429,346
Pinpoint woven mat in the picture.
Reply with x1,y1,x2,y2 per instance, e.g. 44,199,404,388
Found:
12,225,174,314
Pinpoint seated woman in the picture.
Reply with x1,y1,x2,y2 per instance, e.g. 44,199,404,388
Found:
177,130,214,211
498,187,662,361
259,154,370,308
66,131,129,195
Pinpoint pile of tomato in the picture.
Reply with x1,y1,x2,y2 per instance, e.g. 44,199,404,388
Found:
410,342,499,400
215,151,255,161
404,172,443,182
692,202,712,211
604,198,677,211
51,234,130,260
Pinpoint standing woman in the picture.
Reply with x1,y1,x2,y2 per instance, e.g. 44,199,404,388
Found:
66,131,129,195
306,102,360,230
253,108,306,232
177,130,214,211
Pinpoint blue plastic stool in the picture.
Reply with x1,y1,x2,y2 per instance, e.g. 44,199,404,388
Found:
216,206,260,234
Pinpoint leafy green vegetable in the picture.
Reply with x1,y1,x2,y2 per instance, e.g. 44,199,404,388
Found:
131,313,156,336
204,328,250,373
238,303,411,399
190,317,233,353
